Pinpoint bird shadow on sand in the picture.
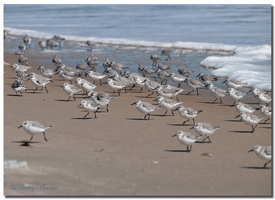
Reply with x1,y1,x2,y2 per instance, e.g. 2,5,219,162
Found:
167,123,193,127
224,119,242,122
71,117,94,120
126,118,152,121
165,149,189,153
6,94,23,97
228,130,253,133
241,166,271,170
12,140,40,144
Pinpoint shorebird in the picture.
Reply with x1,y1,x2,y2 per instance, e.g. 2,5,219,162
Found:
239,112,263,133
38,41,46,50
86,71,107,85
185,78,205,95
177,68,194,77
150,54,160,66
78,99,100,119
196,73,217,84
18,55,29,66
110,62,128,73
222,79,247,89
161,49,173,61
235,102,256,116
85,56,99,70
248,145,271,168
259,105,271,123
29,72,53,93
18,42,26,55
175,105,203,125
23,35,31,48
89,91,116,112
51,35,65,49
107,79,127,96
143,78,161,97
156,85,184,101
157,63,170,71
154,96,182,116
190,122,220,143
76,62,87,71
12,63,32,73
37,65,55,78
18,121,51,142
256,92,271,106
62,83,82,101
138,65,157,79
76,78,97,95
11,80,27,96
52,55,63,67
86,40,95,51
131,100,160,120
207,82,228,103
58,71,74,83
170,73,188,87
228,87,247,106
172,130,201,152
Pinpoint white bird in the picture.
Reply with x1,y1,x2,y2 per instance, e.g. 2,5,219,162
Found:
207,82,228,104
239,112,263,133
150,54,160,66
190,122,220,143
177,68,194,77
38,41,46,50
185,78,205,95
18,42,26,54
259,105,271,123
172,130,201,152
78,100,100,119
12,63,32,73
170,73,188,87
138,65,157,79
52,55,63,66
38,65,55,78
156,85,184,101
161,49,173,61
18,121,51,142
256,92,271,106
89,91,116,112
131,100,160,120
86,71,107,86
175,105,203,125
29,72,52,93
107,79,127,96
235,102,256,116
58,71,75,83
154,96,182,116
62,83,82,101
18,55,29,66
76,62,87,70
143,78,161,97
196,73,217,84
248,145,271,168
76,78,97,95
11,80,27,96
23,35,31,48
228,87,247,106
222,79,248,89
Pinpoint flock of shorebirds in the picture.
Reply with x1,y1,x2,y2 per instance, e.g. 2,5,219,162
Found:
6,33,272,168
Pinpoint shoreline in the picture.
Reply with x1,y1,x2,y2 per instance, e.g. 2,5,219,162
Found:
4,49,272,196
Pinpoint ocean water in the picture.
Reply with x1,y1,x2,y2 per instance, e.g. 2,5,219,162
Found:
4,4,272,91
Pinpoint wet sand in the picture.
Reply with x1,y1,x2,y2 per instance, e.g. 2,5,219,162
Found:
4,51,272,196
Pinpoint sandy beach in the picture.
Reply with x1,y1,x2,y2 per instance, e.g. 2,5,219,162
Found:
3,50,272,196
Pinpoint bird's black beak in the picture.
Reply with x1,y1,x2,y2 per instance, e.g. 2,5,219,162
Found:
131,102,136,106
248,149,254,153
189,127,194,130
17,125,22,129
172,134,177,137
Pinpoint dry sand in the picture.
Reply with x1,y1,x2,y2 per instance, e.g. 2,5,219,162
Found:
3,52,272,196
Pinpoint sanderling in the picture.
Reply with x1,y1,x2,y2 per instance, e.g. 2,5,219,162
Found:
23,35,31,48
58,71,74,83
207,82,228,104
76,77,97,95
170,73,188,87
29,72,53,93
196,73,217,84
62,83,82,101
161,49,173,61
85,56,99,70
158,63,170,71
248,145,271,168
18,55,29,66
154,96,182,116
76,62,87,71
38,41,46,50
175,105,203,125
18,120,51,142
107,79,127,96
86,40,95,51
156,69,170,85
150,54,160,66
86,71,107,86
190,122,220,143
104,67,119,77
110,62,129,73
228,88,247,106
52,55,63,67
177,68,194,77
185,78,205,95
51,35,65,49
37,65,55,78
143,78,161,97
131,100,160,120
12,63,32,73
256,92,271,106
156,85,184,101
89,91,116,112
138,65,157,79
235,102,256,116
239,112,263,133
126,73,146,92
222,79,247,89
172,130,201,152
11,80,27,96
18,42,26,55
78,100,100,119
250,87,266,97
113,74,134,89
259,105,271,123
15,71,30,81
